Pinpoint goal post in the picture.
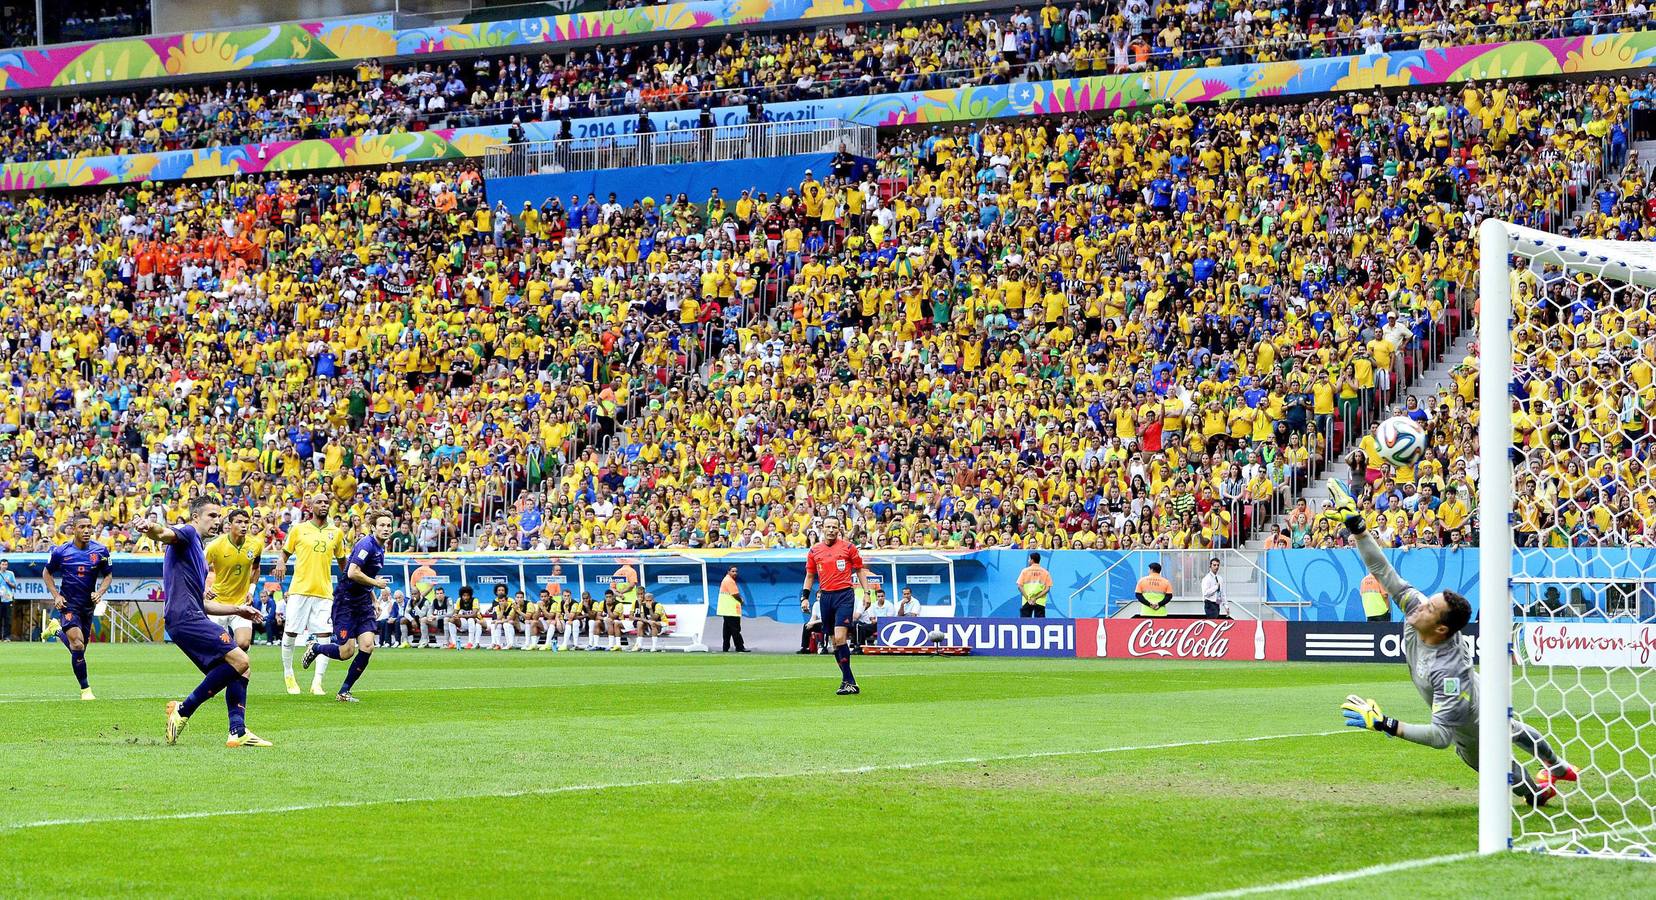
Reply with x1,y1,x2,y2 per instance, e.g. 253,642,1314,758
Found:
1479,218,1656,860
1478,217,1514,856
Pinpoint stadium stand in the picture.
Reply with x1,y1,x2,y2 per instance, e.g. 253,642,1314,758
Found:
0,3,1648,163
0,66,1630,555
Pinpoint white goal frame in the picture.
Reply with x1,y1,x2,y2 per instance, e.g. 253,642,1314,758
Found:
1477,218,1656,856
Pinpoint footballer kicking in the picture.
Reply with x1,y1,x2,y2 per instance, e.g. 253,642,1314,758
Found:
204,508,266,652
42,512,112,700
132,498,272,747
1326,477,1576,806
303,511,393,702
801,517,876,695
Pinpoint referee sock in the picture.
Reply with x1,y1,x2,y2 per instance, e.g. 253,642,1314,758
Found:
340,649,372,693
226,676,248,736
834,644,856,685
70,648,89,690
179,661,239,718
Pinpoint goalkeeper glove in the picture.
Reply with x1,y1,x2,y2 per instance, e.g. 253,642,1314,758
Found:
1321,479,1364,535
1341,694,1399,736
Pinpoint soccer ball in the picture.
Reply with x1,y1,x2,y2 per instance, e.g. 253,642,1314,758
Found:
1373,416,1427,467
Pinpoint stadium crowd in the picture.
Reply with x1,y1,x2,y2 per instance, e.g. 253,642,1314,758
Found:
1,0,1650,162
0,66,1632,555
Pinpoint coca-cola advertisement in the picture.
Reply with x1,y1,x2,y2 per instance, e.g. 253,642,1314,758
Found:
1075,618,1288,661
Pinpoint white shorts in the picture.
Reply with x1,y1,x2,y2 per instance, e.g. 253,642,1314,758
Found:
286,593,332,636
209,613,254,634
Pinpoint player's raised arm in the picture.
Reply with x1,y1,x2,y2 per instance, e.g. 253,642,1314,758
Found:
1323,477,1414,600
130,516,183,547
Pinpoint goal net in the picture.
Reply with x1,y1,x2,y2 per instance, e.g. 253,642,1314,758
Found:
1481,219,1656,859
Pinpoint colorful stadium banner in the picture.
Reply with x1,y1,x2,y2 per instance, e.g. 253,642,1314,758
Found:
0,0,979,93
0,15,399,91
1075,618,1289,662
10,28,1656,190
876,617,1075,657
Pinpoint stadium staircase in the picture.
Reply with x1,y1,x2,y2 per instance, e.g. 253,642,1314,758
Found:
1244,135,1630,551
1242,328,1477,552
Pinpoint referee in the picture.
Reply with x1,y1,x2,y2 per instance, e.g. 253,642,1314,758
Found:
801,517,875,695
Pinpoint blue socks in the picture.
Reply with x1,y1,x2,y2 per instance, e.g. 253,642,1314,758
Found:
179,661,239,718
226,677,248,736
340,650,372,693
316,642,345,659
834,643,855,685
69,648,89,690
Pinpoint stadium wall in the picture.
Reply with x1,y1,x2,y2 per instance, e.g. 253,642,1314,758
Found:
484,152,861,211
6,30,1656,191
5,549,1650,624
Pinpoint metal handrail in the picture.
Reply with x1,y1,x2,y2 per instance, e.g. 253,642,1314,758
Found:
483,118,875,179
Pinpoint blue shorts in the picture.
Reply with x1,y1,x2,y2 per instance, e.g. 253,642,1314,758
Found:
331,600,377,643
168,616,233,673
59,604,94,635
819,588,856,632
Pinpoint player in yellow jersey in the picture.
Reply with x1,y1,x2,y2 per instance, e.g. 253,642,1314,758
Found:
272,494,346,695
205,508,267,653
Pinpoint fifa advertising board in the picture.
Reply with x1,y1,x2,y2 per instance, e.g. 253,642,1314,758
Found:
1075,618,1288,661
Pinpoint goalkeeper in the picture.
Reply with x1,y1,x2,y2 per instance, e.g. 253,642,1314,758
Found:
1325,478,1576,807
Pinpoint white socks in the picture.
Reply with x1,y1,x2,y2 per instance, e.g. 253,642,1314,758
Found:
650,635,659,651
281,634,297,678
444,621,457,645
313,640,330,683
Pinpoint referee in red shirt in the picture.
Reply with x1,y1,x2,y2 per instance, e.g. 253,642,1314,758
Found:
801,517,874,695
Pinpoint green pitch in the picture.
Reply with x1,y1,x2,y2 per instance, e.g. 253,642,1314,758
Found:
2,645,1653,898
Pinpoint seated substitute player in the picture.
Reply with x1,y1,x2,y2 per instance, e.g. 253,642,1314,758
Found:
801,516,875,695
132,498,272,748
451,586,481,648
43,512,112,700
205,508,266,652
302,510,393,702
1326,478,1577,806
634,591,668,652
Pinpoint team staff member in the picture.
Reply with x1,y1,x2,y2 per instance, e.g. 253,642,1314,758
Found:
717,566,747,652
801,516,874,695
1201,557,1227,618
1361,572,1390,622
1135,562,1174,617
1016,552,1052,618
205,508,267,651
274,494,347,695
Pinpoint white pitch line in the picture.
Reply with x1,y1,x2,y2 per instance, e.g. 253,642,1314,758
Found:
1,729,1350,833
0,667,949,705
1183,852,1477,898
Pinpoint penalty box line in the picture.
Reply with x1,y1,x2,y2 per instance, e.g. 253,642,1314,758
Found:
2,729,1350,833
1184,852,1478,898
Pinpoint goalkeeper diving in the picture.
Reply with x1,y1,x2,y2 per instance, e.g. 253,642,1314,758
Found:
1325,476,1576,807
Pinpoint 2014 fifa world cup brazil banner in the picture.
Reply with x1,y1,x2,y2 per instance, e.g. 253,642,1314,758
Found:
7,29,1656,191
